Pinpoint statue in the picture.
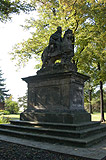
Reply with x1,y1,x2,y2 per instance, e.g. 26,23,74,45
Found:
48,26,62,53
41,27,74,68
61,29,74,64
41,26,62,68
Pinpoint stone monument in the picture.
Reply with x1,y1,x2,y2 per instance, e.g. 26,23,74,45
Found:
20,27,91,124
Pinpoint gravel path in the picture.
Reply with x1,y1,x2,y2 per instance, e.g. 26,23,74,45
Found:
0,140,89,160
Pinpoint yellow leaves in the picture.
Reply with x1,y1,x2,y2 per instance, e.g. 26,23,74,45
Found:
9,0,106,83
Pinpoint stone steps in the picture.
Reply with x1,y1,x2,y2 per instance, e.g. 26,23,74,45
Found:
0,125,106,147
0,120,106,147
0,123,106,139
10,120,101,130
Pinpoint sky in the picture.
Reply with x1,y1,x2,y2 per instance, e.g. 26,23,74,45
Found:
0,12,38,101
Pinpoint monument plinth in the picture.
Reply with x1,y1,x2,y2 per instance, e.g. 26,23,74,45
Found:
20,27,91,123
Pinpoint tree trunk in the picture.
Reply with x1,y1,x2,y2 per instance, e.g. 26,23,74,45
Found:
98,63,105,122
100,81,105,122
89,89,93,114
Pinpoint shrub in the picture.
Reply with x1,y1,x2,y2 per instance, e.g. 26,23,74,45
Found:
0,116,10,123
3,110,10,115
0,110,4,115
5,99,19,114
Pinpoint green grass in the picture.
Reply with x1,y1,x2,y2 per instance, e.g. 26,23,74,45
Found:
3,114,20,119
0,114,20,122
91,112,106,121
0,113,106,123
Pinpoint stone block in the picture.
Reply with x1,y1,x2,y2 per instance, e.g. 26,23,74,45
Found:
20,71,91,124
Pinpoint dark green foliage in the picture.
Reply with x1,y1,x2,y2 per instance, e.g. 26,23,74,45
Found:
0,0,36,22
0,68,10,102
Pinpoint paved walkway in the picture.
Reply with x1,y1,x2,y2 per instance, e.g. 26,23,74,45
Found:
0,135,106,160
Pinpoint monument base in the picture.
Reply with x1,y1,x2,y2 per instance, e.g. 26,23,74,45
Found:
20,109,91,124
21,66,91,124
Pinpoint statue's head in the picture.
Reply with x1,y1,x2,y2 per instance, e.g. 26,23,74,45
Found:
63,29,73,40
65,29,72,35
57,26,62,34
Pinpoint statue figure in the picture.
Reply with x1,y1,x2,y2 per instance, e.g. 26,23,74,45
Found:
61,29,74,64
41,27,74,68
41,26,62,68
48,26,62,54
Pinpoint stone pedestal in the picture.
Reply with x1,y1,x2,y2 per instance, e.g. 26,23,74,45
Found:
20,66,91,124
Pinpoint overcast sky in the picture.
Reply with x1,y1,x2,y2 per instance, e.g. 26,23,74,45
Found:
0,12,37,101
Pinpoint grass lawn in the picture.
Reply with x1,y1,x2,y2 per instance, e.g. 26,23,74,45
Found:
0,112,106,122
1,114,20,121
91,112,106,121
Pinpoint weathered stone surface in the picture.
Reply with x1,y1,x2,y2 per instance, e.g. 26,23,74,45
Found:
21,71,91,123
37,63,77,75
41,27,75,68
20,111,91,124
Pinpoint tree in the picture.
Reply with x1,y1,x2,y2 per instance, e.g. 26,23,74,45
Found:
5,96,19,114
85,87,106,113
84,80,95,114
0,0,36,22
10,0,106,120
18,92,27,111
10,0,106,67
0,68,10,102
